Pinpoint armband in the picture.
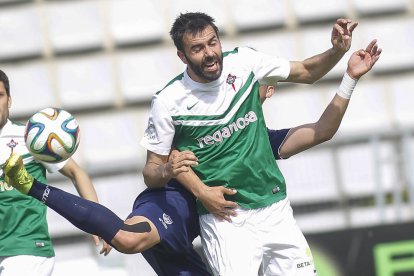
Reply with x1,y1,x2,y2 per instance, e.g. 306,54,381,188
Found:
337,72,357,99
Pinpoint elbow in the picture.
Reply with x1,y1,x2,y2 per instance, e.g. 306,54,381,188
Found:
317,130,336,143
142,169,166,189
302,77,317,84
142,173,156,189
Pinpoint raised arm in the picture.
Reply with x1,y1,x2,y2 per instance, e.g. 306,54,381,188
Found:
279,39,382,158
285,19,358,84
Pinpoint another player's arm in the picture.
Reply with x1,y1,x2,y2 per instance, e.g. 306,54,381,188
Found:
59,158,97,201
59,158,112,255
170,149,238,221
279,40,381,158
284,19,358,84
143,150,198,188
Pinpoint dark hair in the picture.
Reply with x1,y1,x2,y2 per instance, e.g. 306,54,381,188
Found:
0,70,10,96
169,12,219,52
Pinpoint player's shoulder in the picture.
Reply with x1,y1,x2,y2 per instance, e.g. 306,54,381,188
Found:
155,72,185,97
223,46,255,60
1,120,25,137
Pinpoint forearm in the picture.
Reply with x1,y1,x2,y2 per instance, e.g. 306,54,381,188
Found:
175,169,208,198
71,172,99,203
315,94,349,141
300,48,345,83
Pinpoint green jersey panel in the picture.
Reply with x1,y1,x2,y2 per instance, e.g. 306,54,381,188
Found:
173,80,286,214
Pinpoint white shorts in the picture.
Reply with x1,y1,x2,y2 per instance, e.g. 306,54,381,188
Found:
199,198,317,276
0,255,55,276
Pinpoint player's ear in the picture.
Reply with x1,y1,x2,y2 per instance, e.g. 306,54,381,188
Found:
266,86,275,98
8,96,12,108
177,50,188,65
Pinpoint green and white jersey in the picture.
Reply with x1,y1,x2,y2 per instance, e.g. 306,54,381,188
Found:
0,120,65,257
141,47,290,214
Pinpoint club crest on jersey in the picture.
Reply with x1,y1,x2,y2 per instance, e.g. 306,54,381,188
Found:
144,119,159,142
6,139,18,153
226,74,237,92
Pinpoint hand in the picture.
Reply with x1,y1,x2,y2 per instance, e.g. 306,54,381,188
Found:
197,186,238,222
331,18,358,54
164,150,198,178
347,39,382,79
93,235,112,256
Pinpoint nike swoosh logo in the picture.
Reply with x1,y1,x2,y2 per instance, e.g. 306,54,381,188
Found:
187,102,199,110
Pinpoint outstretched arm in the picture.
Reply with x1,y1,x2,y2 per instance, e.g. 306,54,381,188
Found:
279,39,382,158
285,19,358,84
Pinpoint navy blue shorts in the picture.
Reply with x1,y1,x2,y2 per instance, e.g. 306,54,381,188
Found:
127,180,211,276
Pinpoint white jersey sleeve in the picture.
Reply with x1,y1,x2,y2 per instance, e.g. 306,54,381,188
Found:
140,95,174,156
239,47,290,85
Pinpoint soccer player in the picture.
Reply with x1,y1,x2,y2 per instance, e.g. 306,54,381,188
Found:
140,12,380,275
3,41,380,276
0,69,110,276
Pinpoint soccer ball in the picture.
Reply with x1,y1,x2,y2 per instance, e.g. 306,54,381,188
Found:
25,107,80,163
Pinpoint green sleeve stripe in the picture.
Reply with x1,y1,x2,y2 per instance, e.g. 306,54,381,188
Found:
156,73,184,95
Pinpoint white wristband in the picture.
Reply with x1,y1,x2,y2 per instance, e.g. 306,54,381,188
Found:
337,72,358,99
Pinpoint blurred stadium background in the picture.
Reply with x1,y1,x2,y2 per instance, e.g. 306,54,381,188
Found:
1,0,414,275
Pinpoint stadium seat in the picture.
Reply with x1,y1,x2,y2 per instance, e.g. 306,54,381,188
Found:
45,1,104,54
167,0,228,33
359,18,414,73
92,174,146,218
277,148,339,204
296,210,347,234
238,31,298,60
262,84,328,130
229,0,286,32
350,204,413,228
5,63,56,117
389,75,414,128
0,0,31,4
351,0,409,16
338,80,392,135
55,55,116,110
0,6,43,61
77,111,143,172
107,0,165,46
290,0,348,24
336,141,397,198
116,46,183,103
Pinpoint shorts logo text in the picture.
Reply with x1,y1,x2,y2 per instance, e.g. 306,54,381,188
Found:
42,185,51,203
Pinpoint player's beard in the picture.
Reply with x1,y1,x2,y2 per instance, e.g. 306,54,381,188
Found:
185,52,223,82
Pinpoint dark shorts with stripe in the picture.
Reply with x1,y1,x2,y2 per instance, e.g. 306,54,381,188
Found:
127,180,211,276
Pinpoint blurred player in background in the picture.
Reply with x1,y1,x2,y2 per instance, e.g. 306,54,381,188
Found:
3,41,380,275
140,12,379,275
0,69,109,276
